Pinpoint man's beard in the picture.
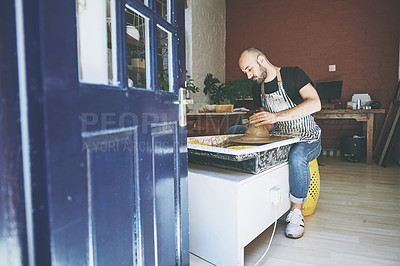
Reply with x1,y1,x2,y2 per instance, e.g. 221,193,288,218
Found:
253,65,268,84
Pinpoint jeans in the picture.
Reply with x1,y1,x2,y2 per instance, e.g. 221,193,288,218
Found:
227,125,247,134
288,140,322,204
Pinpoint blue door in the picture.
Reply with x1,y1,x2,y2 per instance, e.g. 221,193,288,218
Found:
0,0,189,265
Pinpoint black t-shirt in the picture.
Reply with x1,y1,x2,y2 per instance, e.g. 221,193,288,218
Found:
252,67,314,109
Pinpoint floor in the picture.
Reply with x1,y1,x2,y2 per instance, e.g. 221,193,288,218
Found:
189,155,400,266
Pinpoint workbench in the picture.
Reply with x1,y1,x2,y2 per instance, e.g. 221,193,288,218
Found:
313,109,385,164
187,112,247,137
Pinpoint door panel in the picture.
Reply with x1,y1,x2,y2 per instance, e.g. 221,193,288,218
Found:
152,122,178,264
83,128,139,266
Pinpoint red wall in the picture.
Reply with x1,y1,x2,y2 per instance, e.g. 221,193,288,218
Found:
226,0,400,149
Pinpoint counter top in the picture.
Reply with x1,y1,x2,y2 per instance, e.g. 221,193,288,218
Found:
187,112,247,116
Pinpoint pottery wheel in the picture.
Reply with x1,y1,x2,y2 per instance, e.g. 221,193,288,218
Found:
229,124,291,144
229,135,292,144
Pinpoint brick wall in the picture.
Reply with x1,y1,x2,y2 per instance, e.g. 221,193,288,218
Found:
226,0,399,150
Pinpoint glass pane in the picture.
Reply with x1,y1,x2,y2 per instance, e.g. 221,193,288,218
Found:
107,0,117,85
156,0,170,22
157,26,172,92
76,0,116,85
125,6,148,89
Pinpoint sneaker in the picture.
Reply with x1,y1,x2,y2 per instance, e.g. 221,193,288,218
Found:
285,208,305,239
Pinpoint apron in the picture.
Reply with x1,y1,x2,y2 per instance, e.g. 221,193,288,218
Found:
261,67,321,142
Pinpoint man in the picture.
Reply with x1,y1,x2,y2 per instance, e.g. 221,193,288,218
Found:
238,47,322,239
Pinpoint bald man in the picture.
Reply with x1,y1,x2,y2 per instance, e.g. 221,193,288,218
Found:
239,47,322,239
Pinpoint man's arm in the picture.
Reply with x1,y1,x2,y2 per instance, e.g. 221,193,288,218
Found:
249,83,321,127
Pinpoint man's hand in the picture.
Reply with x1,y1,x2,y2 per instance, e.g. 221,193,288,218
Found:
249,111,276,129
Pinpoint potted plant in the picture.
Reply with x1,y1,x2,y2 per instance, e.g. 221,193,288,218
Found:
203,73,252,105
225,79,253,104
186,73,199,97
203,73,226,104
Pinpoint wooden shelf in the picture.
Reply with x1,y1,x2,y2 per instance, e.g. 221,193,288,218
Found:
187,112,247,137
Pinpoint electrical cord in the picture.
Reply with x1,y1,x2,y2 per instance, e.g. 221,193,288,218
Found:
254,204,278,266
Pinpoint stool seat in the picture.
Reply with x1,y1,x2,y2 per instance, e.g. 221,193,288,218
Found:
302,159,320,216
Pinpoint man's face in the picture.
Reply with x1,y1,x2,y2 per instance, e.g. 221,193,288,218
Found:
239,53,268,84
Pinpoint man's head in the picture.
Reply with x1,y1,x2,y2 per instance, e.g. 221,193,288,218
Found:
238,47,271,84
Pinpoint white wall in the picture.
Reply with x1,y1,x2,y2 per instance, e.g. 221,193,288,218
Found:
185,0,226,112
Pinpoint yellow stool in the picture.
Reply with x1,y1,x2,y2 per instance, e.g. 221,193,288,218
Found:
302,159,320,216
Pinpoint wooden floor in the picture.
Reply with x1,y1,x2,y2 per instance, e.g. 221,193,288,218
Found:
190,156,400,266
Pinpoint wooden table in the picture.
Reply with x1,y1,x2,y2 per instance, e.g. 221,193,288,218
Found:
186,112,247,137
313,109,385,164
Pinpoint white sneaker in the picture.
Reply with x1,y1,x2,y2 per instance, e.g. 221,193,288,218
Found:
285,208,305,239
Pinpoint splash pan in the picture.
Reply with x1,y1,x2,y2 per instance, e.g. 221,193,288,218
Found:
187,134,300,174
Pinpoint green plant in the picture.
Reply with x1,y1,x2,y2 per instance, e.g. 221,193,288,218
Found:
225,79,253,104
203,73,226,104
158,71,200,93
203,73,253,104
158,69,169,91
186,74,199,94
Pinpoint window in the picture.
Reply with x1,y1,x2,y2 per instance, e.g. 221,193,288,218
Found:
125,6,150,89
76,0,117,85
76,0,176,93
157,26,172,92
156,0,170,22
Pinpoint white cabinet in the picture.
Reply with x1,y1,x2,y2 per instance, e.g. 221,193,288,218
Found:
188,162,290,266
